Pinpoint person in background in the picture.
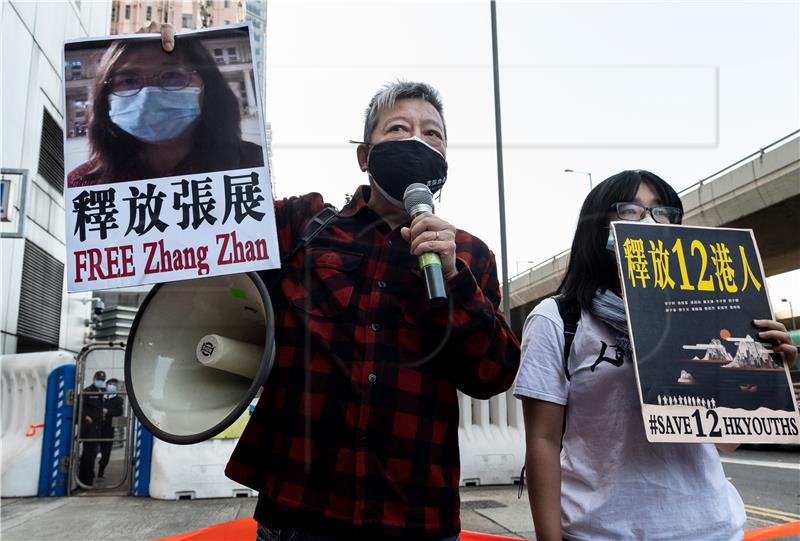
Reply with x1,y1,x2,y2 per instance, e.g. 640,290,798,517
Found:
77,370,106,487
515,169,797,541
97,378,124,481
67,25,262,187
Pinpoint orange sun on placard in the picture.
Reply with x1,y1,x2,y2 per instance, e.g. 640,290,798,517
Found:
719,329,731,340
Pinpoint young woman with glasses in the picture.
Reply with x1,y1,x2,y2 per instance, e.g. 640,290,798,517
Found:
514,170,796,541
67,35,263,187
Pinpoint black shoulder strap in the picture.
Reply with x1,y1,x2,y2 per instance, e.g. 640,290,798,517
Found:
261,205,338,291
287,205,338,262
554,295,580,381
554,294,579,453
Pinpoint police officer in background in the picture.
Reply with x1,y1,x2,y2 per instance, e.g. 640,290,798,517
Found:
78,370,106,486
97,378,124,481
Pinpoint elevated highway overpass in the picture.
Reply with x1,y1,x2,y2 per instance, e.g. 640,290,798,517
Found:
508,132,800,335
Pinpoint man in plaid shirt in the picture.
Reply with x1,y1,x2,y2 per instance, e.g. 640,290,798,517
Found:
225,81,520,541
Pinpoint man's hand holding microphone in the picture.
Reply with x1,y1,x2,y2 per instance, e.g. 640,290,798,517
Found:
401,184,458,303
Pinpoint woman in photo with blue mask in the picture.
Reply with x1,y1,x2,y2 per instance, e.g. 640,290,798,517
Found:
514,170,796,541
68,35,263,187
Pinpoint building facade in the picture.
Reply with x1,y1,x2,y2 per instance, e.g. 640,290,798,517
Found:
108,0,267,101
1,0,112,354
109,0,244,34
245,0,267,97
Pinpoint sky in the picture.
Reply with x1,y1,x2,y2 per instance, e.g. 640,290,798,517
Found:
261,0,799,318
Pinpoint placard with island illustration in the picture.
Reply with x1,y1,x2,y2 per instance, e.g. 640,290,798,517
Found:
63,23,278,292
611,222,799,443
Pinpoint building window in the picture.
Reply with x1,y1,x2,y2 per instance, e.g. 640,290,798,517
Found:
227,47,238,62
213,48,224,63
125,5,131,19
16,240,64,353
72,100,89,136
38,110,64,192
146,6,152,20
224,0,229,7
111,5,116,21
207,0,213,6
69,60,82,80
182,14,193,28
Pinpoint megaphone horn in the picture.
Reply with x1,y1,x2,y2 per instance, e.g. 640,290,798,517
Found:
124,272,275,444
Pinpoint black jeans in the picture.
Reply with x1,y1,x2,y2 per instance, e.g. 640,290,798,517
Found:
77,441,99,486
97,440,112,477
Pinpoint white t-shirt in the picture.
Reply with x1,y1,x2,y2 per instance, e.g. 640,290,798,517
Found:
514,298,745,541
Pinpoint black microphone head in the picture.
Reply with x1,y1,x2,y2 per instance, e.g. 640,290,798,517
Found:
404,183,434,216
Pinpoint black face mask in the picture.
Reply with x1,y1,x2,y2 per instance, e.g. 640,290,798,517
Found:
367,137,447,208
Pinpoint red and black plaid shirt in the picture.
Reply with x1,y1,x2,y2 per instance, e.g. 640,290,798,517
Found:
226,186,520,540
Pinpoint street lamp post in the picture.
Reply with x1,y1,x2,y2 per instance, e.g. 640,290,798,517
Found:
781,298,796,330
564,169,593,190
490,0,510,322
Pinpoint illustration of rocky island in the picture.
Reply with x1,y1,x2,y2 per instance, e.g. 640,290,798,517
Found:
683,335,782,370
653,333,791,411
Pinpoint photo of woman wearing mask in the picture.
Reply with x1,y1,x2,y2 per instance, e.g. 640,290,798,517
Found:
514,170,797,541
67,32,263,188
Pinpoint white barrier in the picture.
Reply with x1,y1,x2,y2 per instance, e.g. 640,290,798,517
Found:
458,388,525,486
0,352,75,496
146,389,526,499
148,438,255,500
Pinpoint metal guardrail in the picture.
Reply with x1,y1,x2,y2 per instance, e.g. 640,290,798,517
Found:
677,129,800,196
68,341,132,494
509,130,800,285
508,248,570,282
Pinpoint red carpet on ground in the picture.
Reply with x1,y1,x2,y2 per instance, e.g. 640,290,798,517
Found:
153,517,800,541
153,518,526,541
743,521,800,541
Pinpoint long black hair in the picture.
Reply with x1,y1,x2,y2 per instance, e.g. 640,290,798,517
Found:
88,37,244,180
557,170,683,310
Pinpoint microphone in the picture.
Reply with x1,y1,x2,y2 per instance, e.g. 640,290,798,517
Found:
403,183,447,303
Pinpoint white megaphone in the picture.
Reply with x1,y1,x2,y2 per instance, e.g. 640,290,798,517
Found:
125,272,274,444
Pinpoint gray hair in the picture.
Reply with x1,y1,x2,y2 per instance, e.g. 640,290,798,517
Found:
362,81,447,144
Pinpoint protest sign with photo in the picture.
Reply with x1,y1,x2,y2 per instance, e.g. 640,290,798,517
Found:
612,222,799,443
63,23,278,292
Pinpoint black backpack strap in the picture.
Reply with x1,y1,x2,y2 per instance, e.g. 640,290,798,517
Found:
261,204,338,291
554,295,580,382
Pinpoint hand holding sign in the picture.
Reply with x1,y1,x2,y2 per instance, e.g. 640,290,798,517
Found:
138,21,175,53
753,319,797,368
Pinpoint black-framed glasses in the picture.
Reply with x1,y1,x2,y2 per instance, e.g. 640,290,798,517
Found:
611,202,682,224
105,69,199,97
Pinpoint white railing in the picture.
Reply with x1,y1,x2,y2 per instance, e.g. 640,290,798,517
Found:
146,389,526,499
458,388,525,486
